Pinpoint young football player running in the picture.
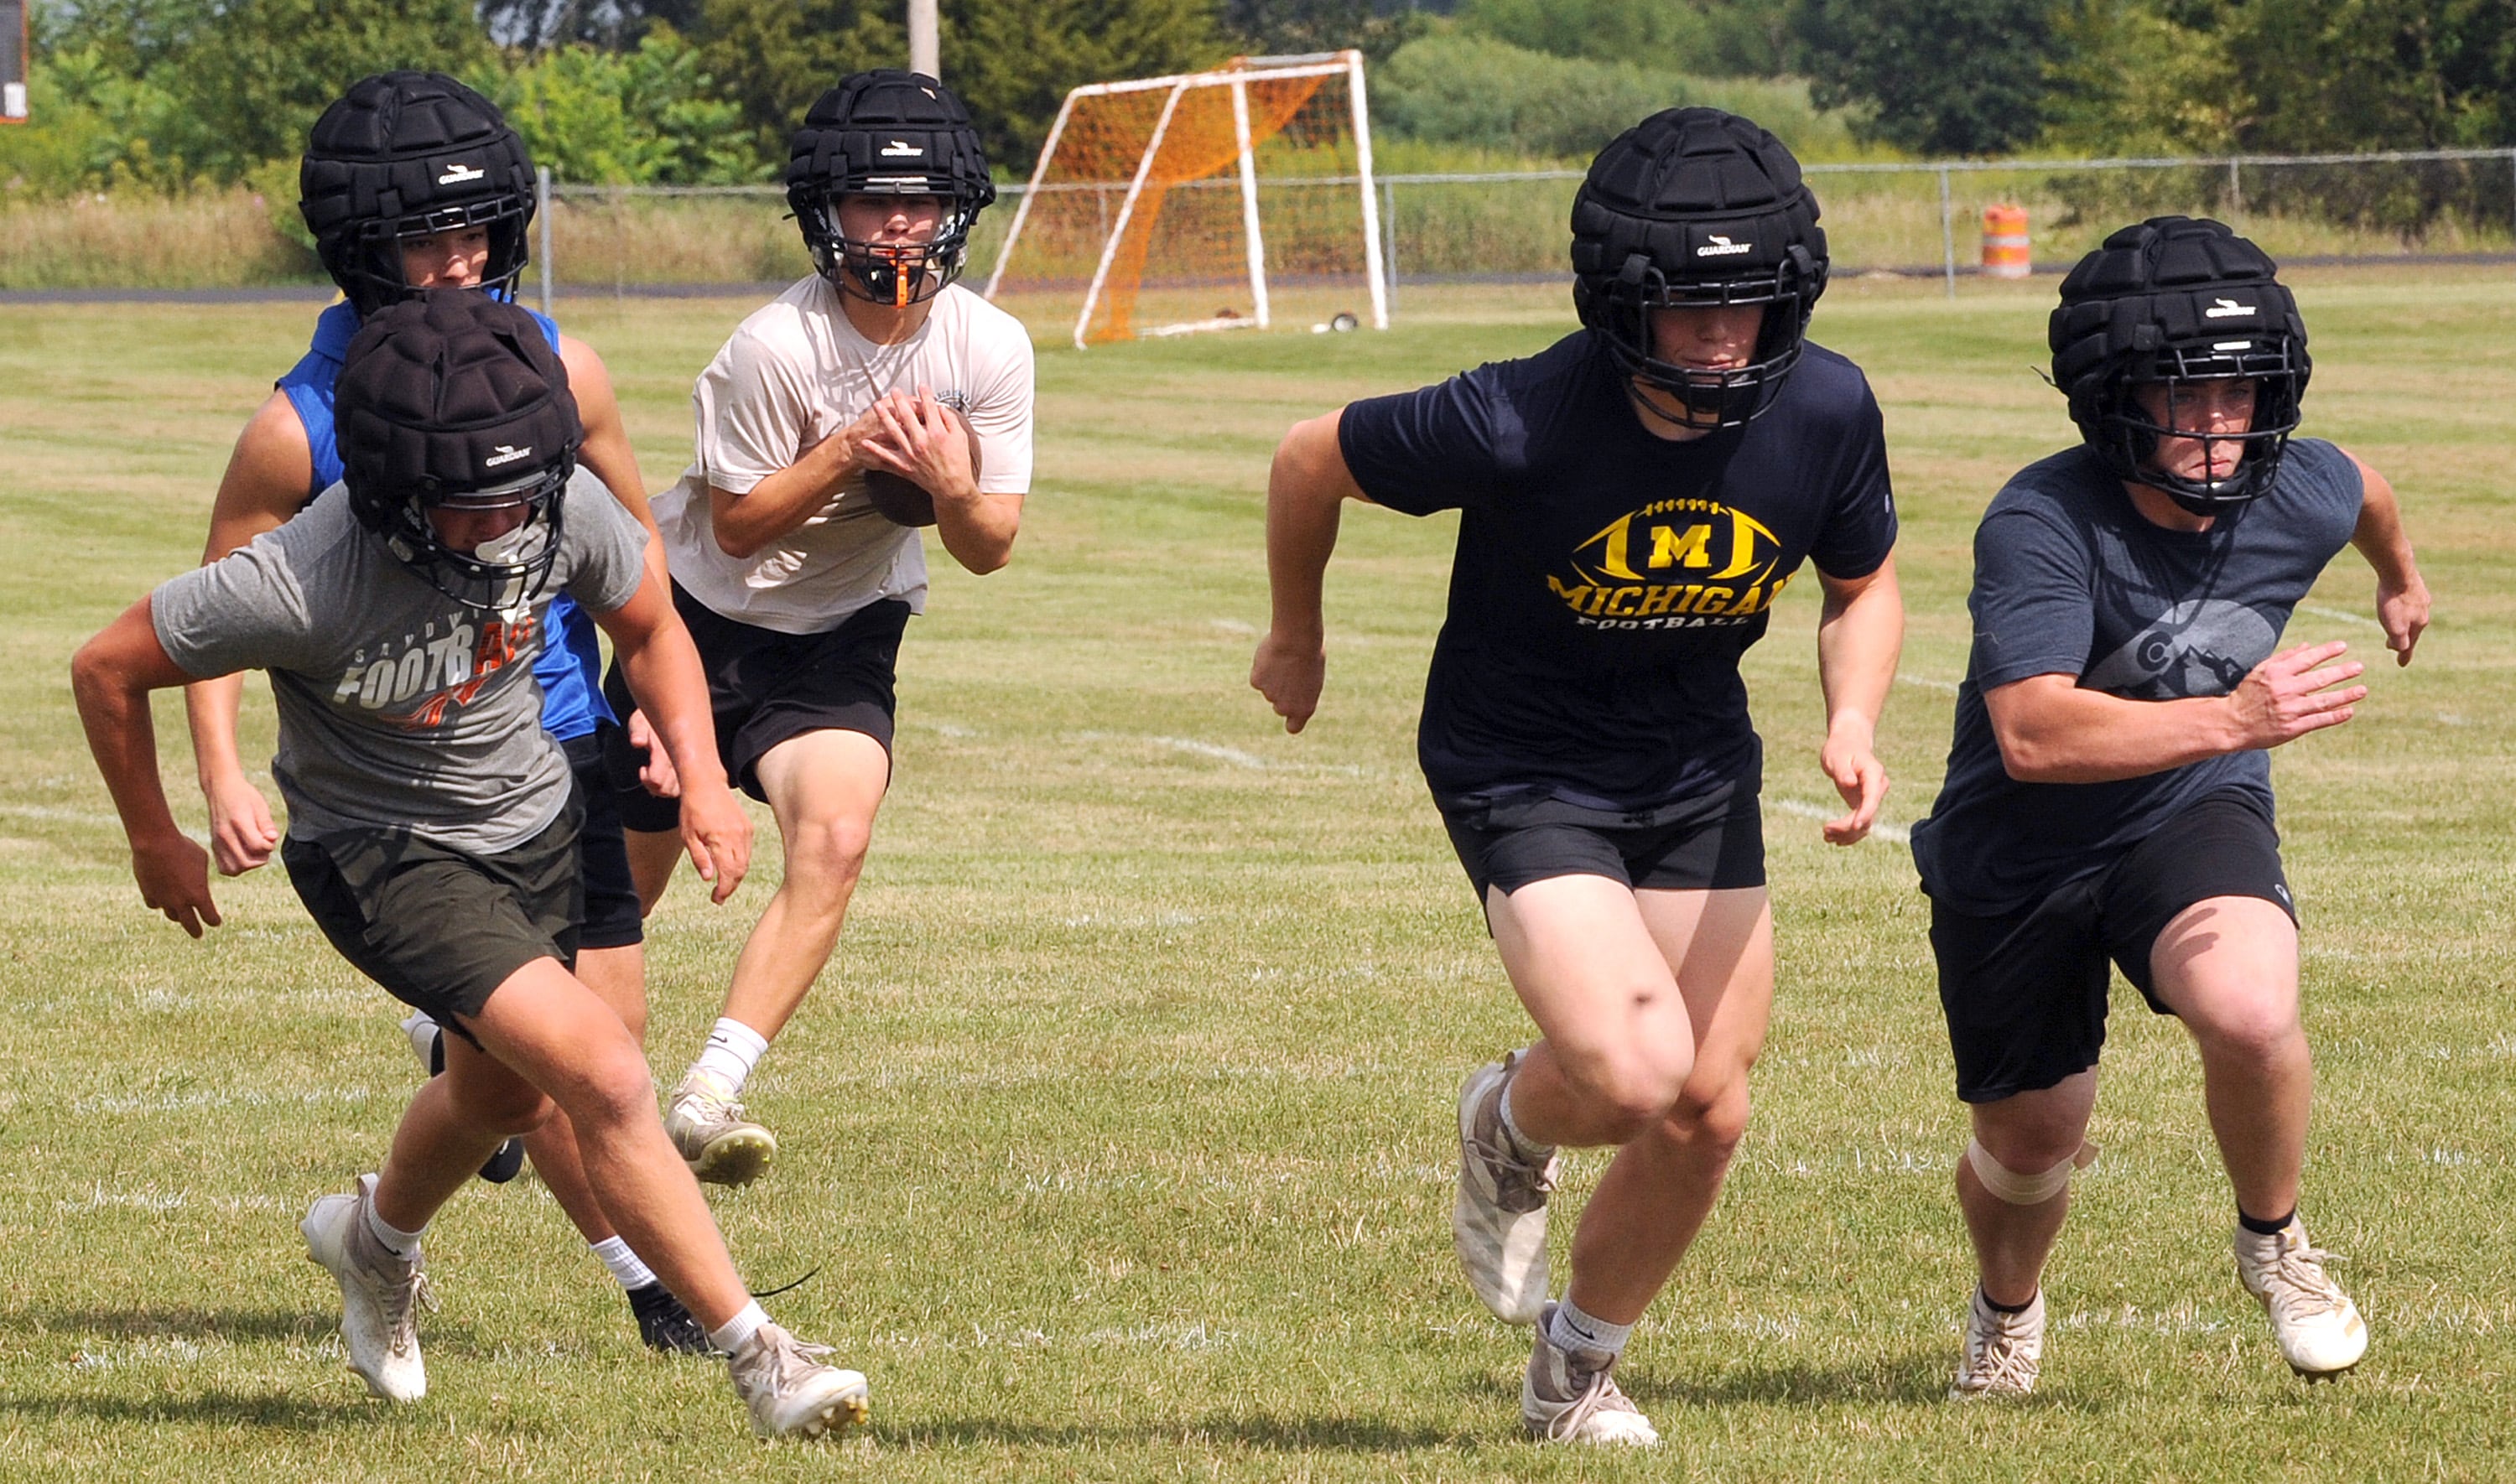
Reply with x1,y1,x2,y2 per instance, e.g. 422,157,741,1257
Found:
1250,108,1903,1445
604,70,1032,1186
1910,217,2429,1397
73,293,871,1435
181,72,705,1352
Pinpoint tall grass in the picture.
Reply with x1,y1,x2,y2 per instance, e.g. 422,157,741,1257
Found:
0,188,318,290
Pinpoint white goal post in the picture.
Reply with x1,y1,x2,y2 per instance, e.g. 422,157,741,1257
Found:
984,50,1389,350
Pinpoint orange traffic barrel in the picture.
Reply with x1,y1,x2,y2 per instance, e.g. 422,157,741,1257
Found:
1982,204,2030,278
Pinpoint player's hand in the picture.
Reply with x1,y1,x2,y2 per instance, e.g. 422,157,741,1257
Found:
1818,711,1886,845
859,387,976,505
1250,628,1327,734
2375,571,2430,667
133,833,221,938
677,778,751,905
2227,641,2367,748
201,770,279,875
794,403,892,500
626,708,682,798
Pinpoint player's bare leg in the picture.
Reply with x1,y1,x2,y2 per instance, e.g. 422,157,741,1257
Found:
1949,1071,2096,1397
1476,880,1770,1445
2149,895,2362,1375
627,827,680,915
665,728,888,1183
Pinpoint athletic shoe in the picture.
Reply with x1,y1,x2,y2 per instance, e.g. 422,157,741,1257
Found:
1950,1286,2045,1399
666,1070,777,1186
398,1009,527,1185
1521,1302,1658,1446
301,1174,434,1402
1454,1051,1559,1325
627,1281,714,1356
727,1321,871,1440
2235,1219,2367,1378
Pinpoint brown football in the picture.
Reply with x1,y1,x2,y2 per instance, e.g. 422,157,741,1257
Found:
861,419,983,528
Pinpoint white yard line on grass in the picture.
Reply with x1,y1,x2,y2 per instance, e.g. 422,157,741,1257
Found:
1897,673,1961,693
1770,796,1910,846
2296,602,2381,629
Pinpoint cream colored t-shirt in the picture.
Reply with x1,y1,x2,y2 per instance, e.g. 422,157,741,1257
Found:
654,276,1035,635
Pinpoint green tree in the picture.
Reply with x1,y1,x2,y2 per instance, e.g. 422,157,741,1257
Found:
478,29,757,184
1224,0,1428,64
1791,0,2061,155
945,0,1229,168
689,0,905,167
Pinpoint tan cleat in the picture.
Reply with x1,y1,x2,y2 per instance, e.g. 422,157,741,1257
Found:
1521,1303,1659,1446
728,1322,871,1440
301,1174,434,1402
667,1070,777,1186
1453,1051,1559,1326
2235,1219,2367,1379
1950,1286,2044,1399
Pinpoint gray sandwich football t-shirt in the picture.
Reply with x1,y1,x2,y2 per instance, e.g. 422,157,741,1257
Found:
151,470,647,854
1910,438,2363,915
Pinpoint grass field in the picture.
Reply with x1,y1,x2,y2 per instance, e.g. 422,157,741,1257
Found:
2,269,2513,1481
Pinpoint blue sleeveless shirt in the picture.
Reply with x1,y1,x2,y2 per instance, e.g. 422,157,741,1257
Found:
278,300,613,741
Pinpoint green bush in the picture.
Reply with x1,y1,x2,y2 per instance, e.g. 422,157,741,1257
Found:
1372,33,1866,163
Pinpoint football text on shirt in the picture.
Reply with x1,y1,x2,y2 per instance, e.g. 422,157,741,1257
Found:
1547,497,1794,630
329,610,538,727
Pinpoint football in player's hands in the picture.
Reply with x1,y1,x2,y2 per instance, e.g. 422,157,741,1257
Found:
862,419,983,528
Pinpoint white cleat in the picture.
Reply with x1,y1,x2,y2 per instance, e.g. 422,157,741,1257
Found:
1453,1051,1559,1326
667,1070,777,1186
1950,1286,2045,1399
301,1174,434,1402
728,1322,871,1440
1521,1303,1659,1446
2235,1219,2367,1379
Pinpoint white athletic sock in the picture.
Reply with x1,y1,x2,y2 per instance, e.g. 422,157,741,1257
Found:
690,1018,769,1094
1498,1081,1555,1160
363,1195,426,1262
590,1236,658,1292
708,1299,769,1356
1548,1297,1634,1362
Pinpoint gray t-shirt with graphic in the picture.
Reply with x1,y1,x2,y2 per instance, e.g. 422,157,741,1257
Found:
152,470,647,854
1910,438,2363,914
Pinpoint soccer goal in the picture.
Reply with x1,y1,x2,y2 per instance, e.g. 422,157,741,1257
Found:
984,50,1388,350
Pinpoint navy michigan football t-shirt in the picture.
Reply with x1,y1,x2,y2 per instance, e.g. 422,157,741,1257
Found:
1910,438,2364,915
1338,329,1897,824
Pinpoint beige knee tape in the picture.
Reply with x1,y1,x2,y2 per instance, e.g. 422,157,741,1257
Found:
1965,1138,2098,1205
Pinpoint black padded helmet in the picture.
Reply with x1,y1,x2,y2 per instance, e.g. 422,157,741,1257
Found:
336,290,580,615
1571,106,1827,429
2051,215,2310,514
786,70,995,306
300,72,538,315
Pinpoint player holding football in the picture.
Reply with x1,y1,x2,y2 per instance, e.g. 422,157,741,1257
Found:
1251,108,1903,1445
1910,217,2429,1396
73,292,871,1436
604,70,1033,1184
179,72,705,1352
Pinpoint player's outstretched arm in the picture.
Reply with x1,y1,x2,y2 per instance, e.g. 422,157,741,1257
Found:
2342,451,2429,667
594,578,751,905
185,393,310,875
1252,410,1366,735
73,596,221,937
1813,554,1903,844
1986,641,2368,785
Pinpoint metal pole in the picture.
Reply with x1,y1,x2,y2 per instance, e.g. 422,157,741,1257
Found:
2227,158,2243,224
908,0,938,77
536,166,553,317
1939,167,1955,300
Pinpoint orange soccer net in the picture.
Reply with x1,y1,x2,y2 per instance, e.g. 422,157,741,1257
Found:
983,52,1386,347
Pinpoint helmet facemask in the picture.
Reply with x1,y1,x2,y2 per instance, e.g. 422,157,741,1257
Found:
802,189,982,307
1593,244,1826,431
371,463,572,618
2082,330,2306,516
331,200,533,316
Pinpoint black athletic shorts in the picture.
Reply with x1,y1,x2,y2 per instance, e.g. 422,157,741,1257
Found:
603,582,908,834
1930,788,2295,1104
282,799,583,1046
565,727,642,951
1443,783,1765,903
